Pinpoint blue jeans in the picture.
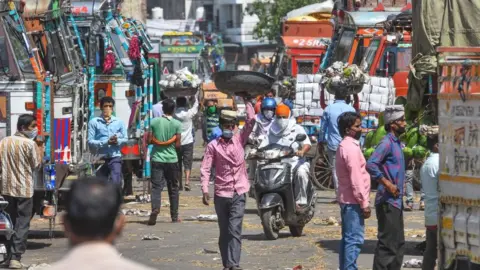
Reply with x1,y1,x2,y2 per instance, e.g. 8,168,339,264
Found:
340,204,365,270
96,157,122,186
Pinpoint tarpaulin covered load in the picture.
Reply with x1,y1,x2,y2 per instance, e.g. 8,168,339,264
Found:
408,0,480,110
285,0,334,20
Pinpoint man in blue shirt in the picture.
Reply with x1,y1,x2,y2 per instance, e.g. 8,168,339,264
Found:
366,105,407,270
320,94,355,200
88,97,128,186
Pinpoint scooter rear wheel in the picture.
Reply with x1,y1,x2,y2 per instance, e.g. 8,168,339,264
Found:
260,209,279,240
288,225,304,237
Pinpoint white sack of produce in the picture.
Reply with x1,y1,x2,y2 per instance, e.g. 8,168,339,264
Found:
360,101,386,112
296,83,319,93
363,93,390,104
309,108,324,116
292,108,308,117
370,85,390,96
295,91,313,101
313,89,321,100
295,99,313,107
361,83,370,93
297,74,323,83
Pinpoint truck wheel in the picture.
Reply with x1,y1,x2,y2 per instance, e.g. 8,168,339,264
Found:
289,225,304,237
310,146,334,190
260,209,279,240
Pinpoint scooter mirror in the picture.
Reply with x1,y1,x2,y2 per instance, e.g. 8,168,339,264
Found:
295,134,307,142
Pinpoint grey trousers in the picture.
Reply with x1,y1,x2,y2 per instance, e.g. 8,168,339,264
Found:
327,149,339,196
405,169,425,203
4,196,33,261
214,193,246,268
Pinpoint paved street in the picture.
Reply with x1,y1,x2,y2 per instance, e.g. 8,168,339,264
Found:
23,183,426,270
18,134,426,269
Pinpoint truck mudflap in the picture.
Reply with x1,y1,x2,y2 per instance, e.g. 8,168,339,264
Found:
121,139,141,160
437,47,480,269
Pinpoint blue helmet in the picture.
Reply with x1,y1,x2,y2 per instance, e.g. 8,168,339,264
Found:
261,97,277,110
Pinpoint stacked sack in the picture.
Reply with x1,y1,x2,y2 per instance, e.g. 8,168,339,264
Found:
358,76,396,113
294,74,330,117
159,67,202,89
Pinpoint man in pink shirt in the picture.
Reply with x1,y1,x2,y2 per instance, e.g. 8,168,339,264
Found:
336,112,371,270
200,96,255,270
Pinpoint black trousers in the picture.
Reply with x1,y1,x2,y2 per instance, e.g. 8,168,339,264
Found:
373,203,405,270
150,161,180,220
422,228,437,270
214,193,246,268
4,196,33,261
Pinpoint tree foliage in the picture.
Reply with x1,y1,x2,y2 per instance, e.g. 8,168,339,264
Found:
248,0,322,42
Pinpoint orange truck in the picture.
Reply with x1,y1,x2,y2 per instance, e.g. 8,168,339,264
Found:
326,10,401,68
360,9,412,99
279,19,334,76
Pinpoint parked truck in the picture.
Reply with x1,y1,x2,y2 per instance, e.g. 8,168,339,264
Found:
69,0,156,186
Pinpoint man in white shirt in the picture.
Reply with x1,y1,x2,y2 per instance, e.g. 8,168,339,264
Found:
174,94,199,191
420,135,439,270
260,104,312,208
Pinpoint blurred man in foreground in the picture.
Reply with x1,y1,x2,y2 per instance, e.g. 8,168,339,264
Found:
48,177,154,270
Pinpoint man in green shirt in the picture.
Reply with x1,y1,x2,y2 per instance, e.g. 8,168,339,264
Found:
148,99,182,225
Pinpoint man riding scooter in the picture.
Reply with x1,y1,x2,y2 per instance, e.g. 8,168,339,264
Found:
259,104,312,210
247,98,277,197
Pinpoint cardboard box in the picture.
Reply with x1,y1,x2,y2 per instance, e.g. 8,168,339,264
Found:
203,91,228,100
217,98,234,108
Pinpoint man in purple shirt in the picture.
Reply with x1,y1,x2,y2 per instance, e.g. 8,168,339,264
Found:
366,105,406,270
200,96,254,270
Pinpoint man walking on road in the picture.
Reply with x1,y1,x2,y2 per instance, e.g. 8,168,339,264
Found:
366,105,407,270
174,95,199,191
148,99,182,225
49,177,154,270
420,135,439,270
336,112,371,270
0,114,43,269
87,97,128,186
200,96,255,270
320,93,356,201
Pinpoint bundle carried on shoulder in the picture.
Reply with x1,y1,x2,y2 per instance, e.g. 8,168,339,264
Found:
323,61,370,96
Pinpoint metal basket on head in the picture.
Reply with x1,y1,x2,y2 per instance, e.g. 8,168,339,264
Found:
212,71,275,97
162,87,199,98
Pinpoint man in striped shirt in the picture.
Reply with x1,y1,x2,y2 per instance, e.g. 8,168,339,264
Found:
0,114,43,269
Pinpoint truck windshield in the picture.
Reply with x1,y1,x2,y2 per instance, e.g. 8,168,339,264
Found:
50,30,71,76
334,29,355,63
361,39,381,72
4,20,34,73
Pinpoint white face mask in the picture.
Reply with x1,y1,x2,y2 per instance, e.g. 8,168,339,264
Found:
275,118,289,131
263,110,275,120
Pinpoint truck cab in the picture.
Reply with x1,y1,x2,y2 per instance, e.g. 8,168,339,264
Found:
328,10,400,67
360,9,412,98
280,19,334,76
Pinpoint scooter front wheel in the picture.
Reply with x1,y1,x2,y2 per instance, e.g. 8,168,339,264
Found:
260,209,280,240
289,225,304,237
